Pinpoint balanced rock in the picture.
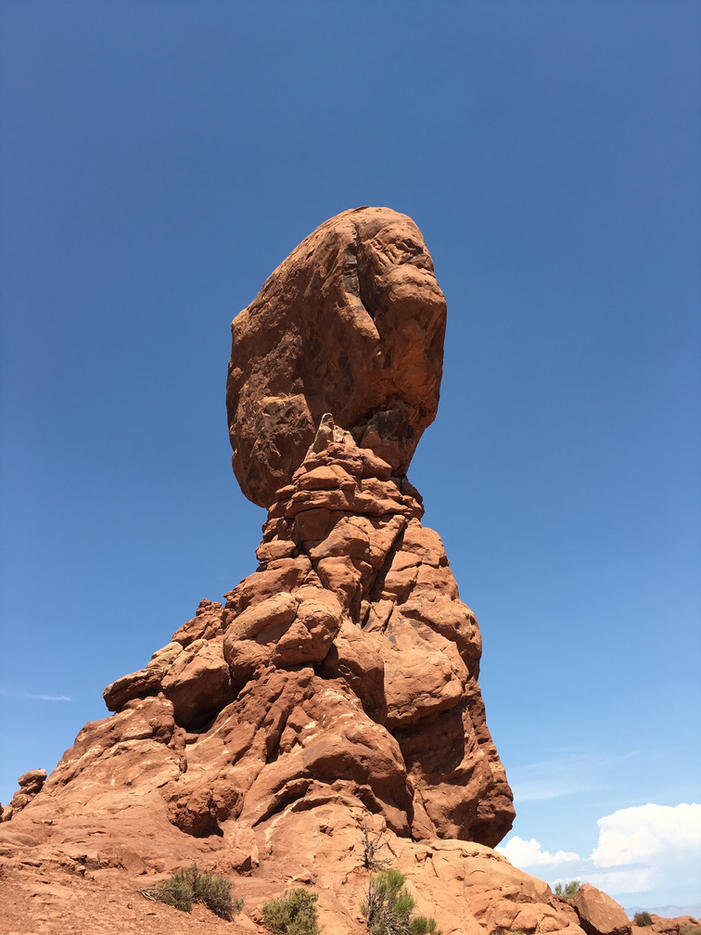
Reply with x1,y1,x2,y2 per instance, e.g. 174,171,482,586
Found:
0,209,525,934
226,206,447,507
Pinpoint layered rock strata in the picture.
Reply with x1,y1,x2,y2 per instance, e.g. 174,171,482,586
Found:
10,425,511,851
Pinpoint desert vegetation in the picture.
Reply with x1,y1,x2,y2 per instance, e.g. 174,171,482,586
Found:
149,863,242,920
554,880,581,899
634,912,653,926
261,888,320,935
362,868,442,935
360,824,394,871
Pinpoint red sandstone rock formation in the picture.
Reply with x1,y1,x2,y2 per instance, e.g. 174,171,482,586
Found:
1,769,46,822
7,427,511,853
0,208,542,933
571,885,633,935
637,914,701,935
0,806,588,935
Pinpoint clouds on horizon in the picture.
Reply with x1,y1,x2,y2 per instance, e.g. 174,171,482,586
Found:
497,836,580,867
498,803,701,905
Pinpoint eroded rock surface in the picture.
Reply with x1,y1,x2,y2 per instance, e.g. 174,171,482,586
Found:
0,806,587,935
0,208,526,933
0,440,523,929
226,206,447,507
13,431,512,851
572,885,633,935
1,769,46,821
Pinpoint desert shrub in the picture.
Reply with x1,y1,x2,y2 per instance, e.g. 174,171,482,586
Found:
151,864,242,920
554,880,581,899
262,888,320,935
361,869,442,935
192,867,243,920
409,919,442,935
680,926,701,935
360,824,393,871
634,913,653,927
153,867,193,913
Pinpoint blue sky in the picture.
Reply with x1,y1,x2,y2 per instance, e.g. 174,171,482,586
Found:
1,0,699,910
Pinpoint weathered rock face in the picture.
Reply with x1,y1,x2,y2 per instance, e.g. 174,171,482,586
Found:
0,208,523,932
572,884,633,935
1,769,46,821
226,206,447,507
29,428,510,849
0,805,588,935
1,207,513,851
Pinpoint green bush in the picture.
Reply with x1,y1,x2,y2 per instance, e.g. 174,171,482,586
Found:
634,912,653,927
151,864,242,920
262,888,320,935
554,880,581,899
153,868,193,913
361,869,442,935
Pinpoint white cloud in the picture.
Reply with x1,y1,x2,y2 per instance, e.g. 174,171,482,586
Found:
592,803,701,868
498,836,580,867
583,867,655,896
0,687,72,702
499,803,701,906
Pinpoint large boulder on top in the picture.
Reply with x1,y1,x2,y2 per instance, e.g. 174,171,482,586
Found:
226,206,447,507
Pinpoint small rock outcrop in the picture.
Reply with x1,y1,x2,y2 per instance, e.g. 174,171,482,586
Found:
1,769,46,821
572,885,633,935
636,914,701,935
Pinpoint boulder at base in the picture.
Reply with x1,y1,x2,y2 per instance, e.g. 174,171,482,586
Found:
572,884,633,935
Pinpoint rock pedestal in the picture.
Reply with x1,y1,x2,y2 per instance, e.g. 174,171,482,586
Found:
18,426,512,850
